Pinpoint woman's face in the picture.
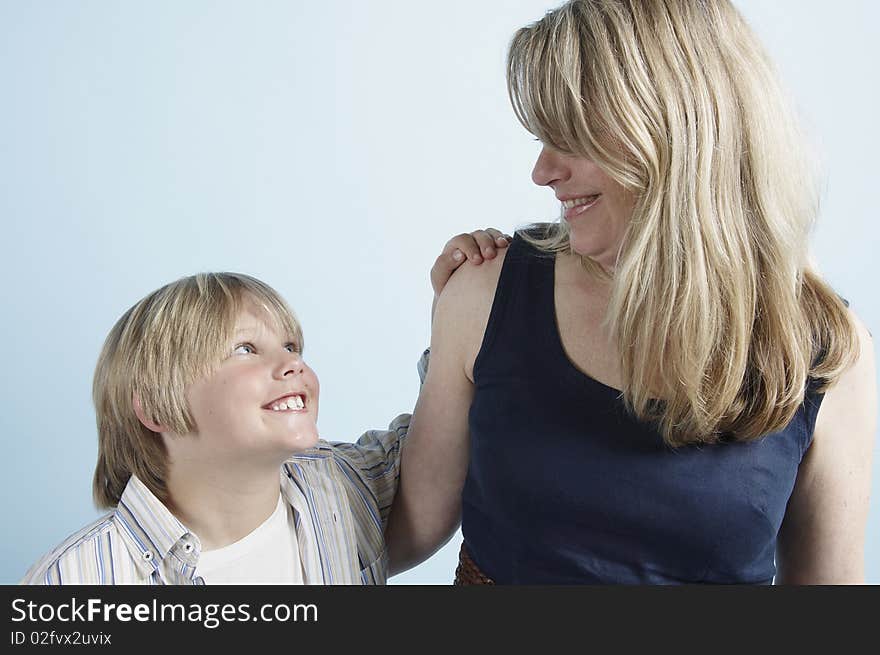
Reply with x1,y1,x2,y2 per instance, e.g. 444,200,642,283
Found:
531,145,636,271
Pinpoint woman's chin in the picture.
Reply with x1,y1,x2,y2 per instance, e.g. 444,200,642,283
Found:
569,233,620,271
570,240,604,261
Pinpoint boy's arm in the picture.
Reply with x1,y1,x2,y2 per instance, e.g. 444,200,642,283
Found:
329,412,412,533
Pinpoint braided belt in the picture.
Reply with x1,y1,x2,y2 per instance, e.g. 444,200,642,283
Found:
454,541,495,585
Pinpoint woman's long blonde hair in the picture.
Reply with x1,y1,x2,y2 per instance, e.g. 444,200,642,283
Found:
508,0,858,446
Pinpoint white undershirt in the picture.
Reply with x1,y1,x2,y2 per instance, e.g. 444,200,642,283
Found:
194,494,304,585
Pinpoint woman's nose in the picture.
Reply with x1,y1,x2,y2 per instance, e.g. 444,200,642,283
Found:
531,145,570,188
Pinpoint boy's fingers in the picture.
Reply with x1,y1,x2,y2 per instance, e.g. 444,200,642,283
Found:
430,256,445,297
485,228,510,248
431,227,512,299
446,232,483,263
431,252,461,296
470,229,498,258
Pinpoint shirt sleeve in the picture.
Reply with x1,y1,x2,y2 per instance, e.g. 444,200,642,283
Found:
329,349,427,532
329,413,410,533
417,347,429,384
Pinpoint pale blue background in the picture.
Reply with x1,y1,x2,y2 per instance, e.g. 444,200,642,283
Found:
1,0,877,584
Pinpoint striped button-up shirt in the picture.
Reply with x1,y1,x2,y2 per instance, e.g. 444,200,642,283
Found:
21,414,411,585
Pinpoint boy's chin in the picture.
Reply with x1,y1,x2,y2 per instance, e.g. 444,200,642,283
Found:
281,428,320,454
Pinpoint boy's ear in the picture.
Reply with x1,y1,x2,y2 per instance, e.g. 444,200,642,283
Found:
132,394,168,433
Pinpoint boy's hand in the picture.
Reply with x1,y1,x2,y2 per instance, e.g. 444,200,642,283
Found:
430,228,511,318
430,228,511,296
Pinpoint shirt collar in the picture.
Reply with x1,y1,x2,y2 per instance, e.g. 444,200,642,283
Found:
113,446,339,582
286,440,334,461
113,475,195,578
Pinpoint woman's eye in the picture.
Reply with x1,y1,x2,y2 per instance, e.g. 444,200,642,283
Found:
233,343,256,355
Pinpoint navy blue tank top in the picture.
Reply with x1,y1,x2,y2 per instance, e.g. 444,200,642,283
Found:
463,232,824,584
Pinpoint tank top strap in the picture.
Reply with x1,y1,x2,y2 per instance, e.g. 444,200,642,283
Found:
473,228,557,380
800,378,824,454
800,294,849,452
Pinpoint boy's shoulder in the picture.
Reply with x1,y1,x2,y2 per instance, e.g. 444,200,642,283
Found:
303,414,410,471
20,511,120,585
286,413,411,472
280,414,411,511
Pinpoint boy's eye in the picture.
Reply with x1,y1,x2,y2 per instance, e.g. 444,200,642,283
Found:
233,343,256,355
284,343,300,354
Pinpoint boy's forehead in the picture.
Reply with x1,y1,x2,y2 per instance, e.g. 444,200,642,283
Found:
233,309,273,334
232,301,297,338
233,317,264,334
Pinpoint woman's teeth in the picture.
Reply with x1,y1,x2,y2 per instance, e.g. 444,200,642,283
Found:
269,395,305,411
562,194,599,209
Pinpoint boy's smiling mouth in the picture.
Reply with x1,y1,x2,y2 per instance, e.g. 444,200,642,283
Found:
263,393,307,412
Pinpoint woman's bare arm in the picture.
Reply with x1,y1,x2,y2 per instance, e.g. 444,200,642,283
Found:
385,251,507,575
776,312,877,583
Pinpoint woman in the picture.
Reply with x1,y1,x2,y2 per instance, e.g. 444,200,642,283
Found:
387,0,876,584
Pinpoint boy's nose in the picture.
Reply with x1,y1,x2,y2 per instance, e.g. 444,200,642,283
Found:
277,352,304,378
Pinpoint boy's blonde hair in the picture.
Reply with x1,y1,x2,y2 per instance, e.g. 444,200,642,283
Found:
92,272,303,508
508,0,858,445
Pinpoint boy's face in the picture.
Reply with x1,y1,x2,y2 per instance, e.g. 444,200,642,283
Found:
183,302,320,465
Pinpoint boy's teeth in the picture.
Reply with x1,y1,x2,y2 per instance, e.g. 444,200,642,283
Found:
271,395,305,411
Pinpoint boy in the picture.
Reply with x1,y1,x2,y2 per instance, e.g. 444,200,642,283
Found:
21,272,410,584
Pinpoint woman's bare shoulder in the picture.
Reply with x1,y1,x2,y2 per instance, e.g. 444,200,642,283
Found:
435,246,509,316
432,248,510,380
815,308,876,444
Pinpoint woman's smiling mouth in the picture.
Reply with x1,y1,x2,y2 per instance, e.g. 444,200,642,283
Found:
562,194,601,220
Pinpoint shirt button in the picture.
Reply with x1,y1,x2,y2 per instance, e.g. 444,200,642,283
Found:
332,512,338,523
142,551,154,561
183,543,194,553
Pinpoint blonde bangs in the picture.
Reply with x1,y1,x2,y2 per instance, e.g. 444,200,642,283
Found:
509,6,617,169
229,275,304,356
508,20,588,157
